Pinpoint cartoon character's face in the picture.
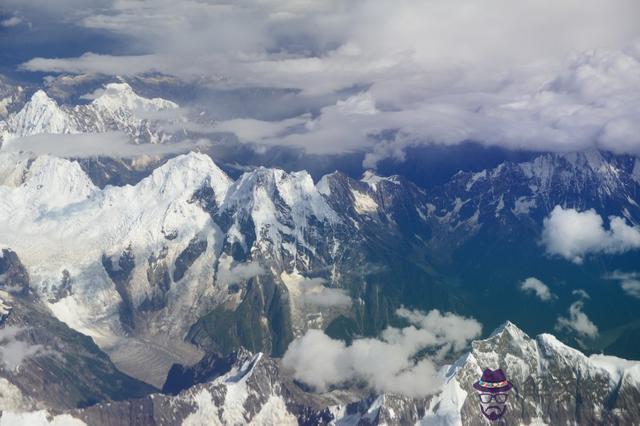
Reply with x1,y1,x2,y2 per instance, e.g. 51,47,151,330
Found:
477,392,508,421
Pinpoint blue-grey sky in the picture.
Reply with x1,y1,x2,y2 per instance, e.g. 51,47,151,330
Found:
0,1,134,80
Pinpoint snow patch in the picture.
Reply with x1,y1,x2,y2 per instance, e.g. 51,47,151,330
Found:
588,354,640,385
361,170,399,191
0,295,11,319
0,377,32,412
221,353,263,425
513,196,536,215
182,389,220,426
316,174,332,196
420,365,467,425
351,189,378,214
495,195,505,216
466,170,486,191
633,159,640,184
250,395,297,425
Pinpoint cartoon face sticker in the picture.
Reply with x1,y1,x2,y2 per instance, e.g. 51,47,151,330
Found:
473,368,513,421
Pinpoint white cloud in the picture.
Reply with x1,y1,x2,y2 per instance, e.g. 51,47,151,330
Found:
621,280,640,299
1,17,23,27
213,116,309,143
520,277,555,302
604,271,640,299
297,277,351,308
1,132,211,159
541,206,640,263
572,289,590,300
21,53,162,77
0,327,48,371
282,273,351,308
216,255,264,287
282,308,482,397
555,298,598,338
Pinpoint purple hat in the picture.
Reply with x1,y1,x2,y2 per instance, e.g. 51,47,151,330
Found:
473,369,513,393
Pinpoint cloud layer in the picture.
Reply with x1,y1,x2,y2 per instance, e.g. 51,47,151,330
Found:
541,206,640,263
284,274,352,308
216,255,264,287
282,308,481,397
9,0,640,162
520,277,555,302
1,132,211,159
604,271,640,299
555,292,598,338
0,326,48,371
1,17,23,28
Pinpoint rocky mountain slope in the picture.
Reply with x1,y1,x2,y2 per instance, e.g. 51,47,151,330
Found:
0,249,154,412
2,322,637,425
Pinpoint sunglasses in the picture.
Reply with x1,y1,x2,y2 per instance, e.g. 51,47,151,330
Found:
478,393,508,403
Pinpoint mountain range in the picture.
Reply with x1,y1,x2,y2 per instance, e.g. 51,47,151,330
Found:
1,321,638,425
0,81,639,424
1,81,178,144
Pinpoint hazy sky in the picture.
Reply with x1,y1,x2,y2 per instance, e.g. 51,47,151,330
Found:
2,0,640,163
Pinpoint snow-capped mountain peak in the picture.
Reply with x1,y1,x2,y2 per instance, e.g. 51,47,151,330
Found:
29,89,53,105
361,169,401,191
0,151,235,385
1,82,180,145
91,82,178,114
221,166,338,223
488,320,528,340
141,151,231,205
6,90,75,138
217,166,341,270
22,155,96,206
